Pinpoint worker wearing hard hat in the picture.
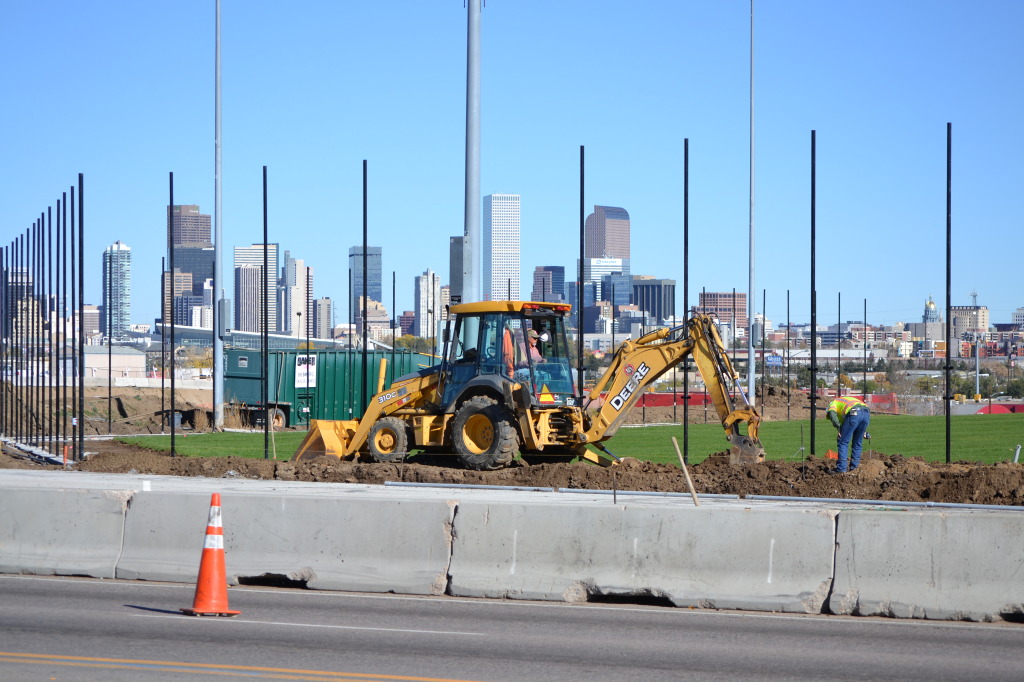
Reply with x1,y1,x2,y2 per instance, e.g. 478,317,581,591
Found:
826,395,870,473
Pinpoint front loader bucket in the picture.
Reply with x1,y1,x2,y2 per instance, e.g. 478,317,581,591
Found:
292,419,359,461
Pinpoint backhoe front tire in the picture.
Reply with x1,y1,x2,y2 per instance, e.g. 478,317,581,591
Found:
452,396,518,471
367,417,411,463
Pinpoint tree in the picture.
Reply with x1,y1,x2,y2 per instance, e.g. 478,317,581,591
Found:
394,335,435,354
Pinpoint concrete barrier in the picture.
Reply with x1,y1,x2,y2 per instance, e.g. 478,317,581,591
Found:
830,510,1024,621
0,488,129,578
117,491,456,594
448,500,838,613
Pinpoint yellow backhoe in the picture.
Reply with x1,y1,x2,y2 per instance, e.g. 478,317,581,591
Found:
293,300,765,469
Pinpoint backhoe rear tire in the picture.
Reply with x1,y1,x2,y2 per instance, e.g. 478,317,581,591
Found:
367,417,411,463
452,396,518,471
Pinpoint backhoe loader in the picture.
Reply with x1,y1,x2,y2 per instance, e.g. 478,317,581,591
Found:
293,300,765,469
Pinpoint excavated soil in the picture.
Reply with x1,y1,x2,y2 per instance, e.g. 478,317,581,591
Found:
3,386,1024,506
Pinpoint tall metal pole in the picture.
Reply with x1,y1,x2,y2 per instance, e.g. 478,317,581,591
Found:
61,193,67,449
809,131,817,457
747,0,757,406
577,145,585,400
77,174,84,460
107,246,112,434
786,289,791,421
863,298,868,397
213,0,225,430
361,160,368,401
462,0,481,303
682,138,690,463
168,174,176,455
262,166,269,459
161,256,166,434
944,123,952,464
70,187,77,457
836,291,841,398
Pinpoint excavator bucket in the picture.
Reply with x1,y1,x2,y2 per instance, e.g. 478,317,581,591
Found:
292,419,359,461
728,434,766,465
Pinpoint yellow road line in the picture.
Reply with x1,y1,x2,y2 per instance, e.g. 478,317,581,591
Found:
0,652,490,682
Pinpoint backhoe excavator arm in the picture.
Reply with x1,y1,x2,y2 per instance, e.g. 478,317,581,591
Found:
579,314,765,463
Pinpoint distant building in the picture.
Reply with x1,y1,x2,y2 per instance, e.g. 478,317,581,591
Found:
697,291,748,329
584,205,630,264
349,246,382,323
101,241,131,339
632,276,675,324
414,269,442,338
531,266,565,302
168,204,211,246
233,244,279,332
279,250,313,338
313,297,333,340
399,310,415,336
233,265,263,333
483,193,520,301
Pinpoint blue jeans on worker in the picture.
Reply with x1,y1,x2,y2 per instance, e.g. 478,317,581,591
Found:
836,409,870,472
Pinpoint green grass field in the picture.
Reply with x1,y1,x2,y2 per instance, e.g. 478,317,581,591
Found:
117,413,1023,467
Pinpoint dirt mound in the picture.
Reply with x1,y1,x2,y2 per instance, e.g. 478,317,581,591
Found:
12,439,1013,506
4,386,1022,506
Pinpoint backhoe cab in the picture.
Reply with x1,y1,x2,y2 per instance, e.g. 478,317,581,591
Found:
293,300,766,470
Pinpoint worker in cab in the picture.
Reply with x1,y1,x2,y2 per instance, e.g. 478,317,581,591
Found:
826,395,870,473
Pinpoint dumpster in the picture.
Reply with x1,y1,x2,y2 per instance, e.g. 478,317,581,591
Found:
224,348,436,428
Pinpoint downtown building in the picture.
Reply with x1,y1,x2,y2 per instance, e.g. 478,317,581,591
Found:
483,193,520,301
233,243,279,332
279,250,313,338
414,268,442,339
101,241,131,340
349,246,383,322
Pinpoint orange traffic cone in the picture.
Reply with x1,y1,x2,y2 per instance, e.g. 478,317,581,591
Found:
181,493,240,617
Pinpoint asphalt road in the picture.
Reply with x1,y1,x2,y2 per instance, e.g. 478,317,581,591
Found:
1,575,1022,681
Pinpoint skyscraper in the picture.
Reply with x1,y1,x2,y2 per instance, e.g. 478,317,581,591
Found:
632,276,675,323
233,244,279,332
102,241,131,339
584,205,630,264
483,193,520,301
349,246,382,320
279,250,313,338
169,205,212,246
233,265,263,333
531,265,565,302
313,297,333,340
414,269,442,339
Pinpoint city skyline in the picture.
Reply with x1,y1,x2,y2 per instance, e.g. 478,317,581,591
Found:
4,3,1021,330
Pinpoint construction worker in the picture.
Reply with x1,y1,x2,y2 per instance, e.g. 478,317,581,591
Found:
826,395,870,473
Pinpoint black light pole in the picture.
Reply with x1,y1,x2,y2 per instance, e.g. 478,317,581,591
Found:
683,138,690,462
944,123,952,464
69,188,77,457
577,145,585,401
168,174,176,456
306,267,311,425
361,160,368,404
810,131,817,457
837,291,841,398
107,246,112,434
786,289,791,421
160,256,166,434
262,166,269,459
863,298,868,398
77,174,84,461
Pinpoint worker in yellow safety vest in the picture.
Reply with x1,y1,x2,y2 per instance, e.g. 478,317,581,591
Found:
826,396,870,473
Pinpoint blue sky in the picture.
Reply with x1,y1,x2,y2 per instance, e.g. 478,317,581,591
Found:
2,1,1021,331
